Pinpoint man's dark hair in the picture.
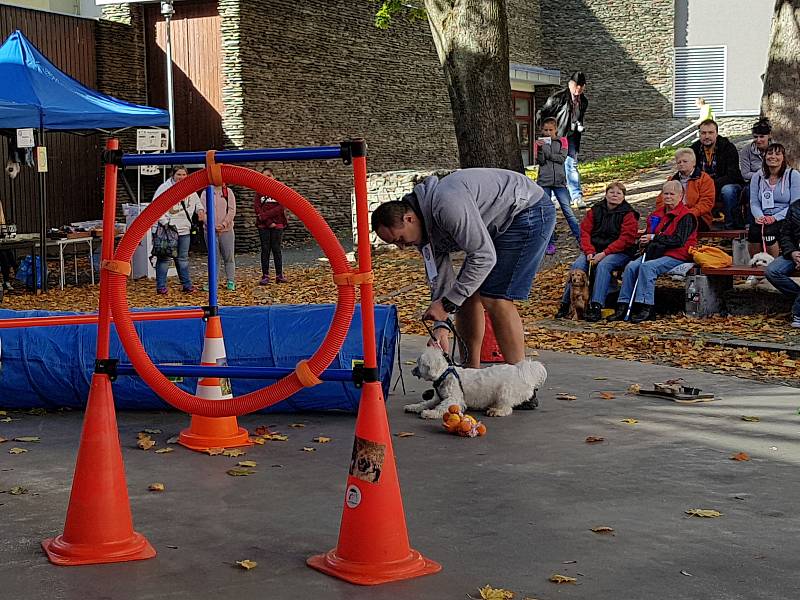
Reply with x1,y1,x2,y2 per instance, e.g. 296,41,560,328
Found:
170,165,188,176
371,198,412,231
569,71,586,86
762,142,788,179
752,117,772,135
542,117,558,128
698,119,718,132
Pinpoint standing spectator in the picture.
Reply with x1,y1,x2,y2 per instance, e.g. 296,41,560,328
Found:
691,119,744,229
765,199,800,328
608,181,698,323
748,143,799,259
555,181,639,321
535,117,579,255
536,71,589,209
739,117,772,209
692,97,714,126
254,167,288,284
153,166,204,295
656,148,715,230
200,184,237,291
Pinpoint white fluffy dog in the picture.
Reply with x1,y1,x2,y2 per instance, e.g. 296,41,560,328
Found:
746,252,775,287
404,346,547,418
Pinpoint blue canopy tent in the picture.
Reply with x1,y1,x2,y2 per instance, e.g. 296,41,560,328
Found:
0,30,169,290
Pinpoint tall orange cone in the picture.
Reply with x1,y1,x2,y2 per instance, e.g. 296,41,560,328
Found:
178,315,251,451
42,373,156,565
480,310,504,363
307,381,441,585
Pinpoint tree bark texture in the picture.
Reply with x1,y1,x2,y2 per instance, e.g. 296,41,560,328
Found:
762,0,800,166
424,0,524,172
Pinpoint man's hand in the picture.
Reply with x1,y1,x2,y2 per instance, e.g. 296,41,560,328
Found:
423,299,450,322
639,234,653,246
591,251,606,264
427,327,450,354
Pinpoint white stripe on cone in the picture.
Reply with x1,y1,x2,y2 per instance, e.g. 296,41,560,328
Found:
197,325,232,400
200,337,227,366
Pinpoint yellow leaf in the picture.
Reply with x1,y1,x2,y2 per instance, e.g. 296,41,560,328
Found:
620,418,638,425
730,452,750,461
740,362,754,369
226,467,255,476
395,431,415,438
685,508,722,518
249,437,266,445
237,460,257,468
9,447,27,454
236,559,257,570
599,392,616,400
13,436,40,442
478,584,515,599
301,447,316,452
0,410,5,416
312,436,331,443
222,448,246,457
9,486,28,495
741,416,760,422
590,526,615,534
556,393,577,401
262,433,288,441
148,483,165,492
549,574,577,584
205,447,225,455
154,447,174,454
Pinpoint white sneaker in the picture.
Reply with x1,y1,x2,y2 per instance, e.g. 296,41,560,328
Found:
2,281,11,291
791,315,800,328
745,275,758,286
571,197,587,209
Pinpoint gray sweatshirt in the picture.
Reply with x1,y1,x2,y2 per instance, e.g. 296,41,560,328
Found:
535,136,568,187
406,168,545,306
739,142,765,183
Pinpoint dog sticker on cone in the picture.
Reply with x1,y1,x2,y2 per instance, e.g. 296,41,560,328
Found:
348,437,385,483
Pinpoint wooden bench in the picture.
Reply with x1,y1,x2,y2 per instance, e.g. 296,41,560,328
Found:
697,229,747,240
701,265,800,278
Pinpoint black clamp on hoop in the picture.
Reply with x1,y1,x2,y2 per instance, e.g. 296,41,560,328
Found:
340,138,367,166
202,305,219,321
94,358,119,382
352,361,379,389
101,149,124,166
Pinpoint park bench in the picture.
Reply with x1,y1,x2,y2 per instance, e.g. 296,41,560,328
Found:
697,229,747,241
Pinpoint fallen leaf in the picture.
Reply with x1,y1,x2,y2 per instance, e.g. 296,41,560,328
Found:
166,545,179,549
27,408,46,415
9,486,28,495
262,433,288,441
730,452,750,461
403,360,416,365
205,447,225,455
222,449,246,457
685,508,722,518
477,584,515,599
237,460,257,468
556,393,577,401
289,423,306,428
12,436,40,443
395,431,415,438
226,467,255,476
312,436,331,443
561,560,577,564
741,416,760,422
148,483,165,492
301,447,316,452
0,410,5,416
549,574,577,584
627,383,641,394
599,392,616,400
236,559,257,570
620,418,638,425
137,437,156,450
585,436,605,444
249,437,266,445
680,570,693,577
0,437,7,443
590,526,615,535
154,447,174,454
8,447,27,454
254,425,271,436
166,435,180,444
141,428,162,435
0,417,12,423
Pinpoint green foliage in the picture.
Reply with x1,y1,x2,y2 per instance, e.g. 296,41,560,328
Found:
373,0,427,30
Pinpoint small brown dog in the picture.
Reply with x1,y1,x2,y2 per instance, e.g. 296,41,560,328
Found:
568,269,590,320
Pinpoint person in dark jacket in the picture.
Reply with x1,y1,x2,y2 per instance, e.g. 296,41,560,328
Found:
608,181,698,323
556,181,639,321
535,71,589,208
254,167,289,285
690,119,744,229
765,201,800,328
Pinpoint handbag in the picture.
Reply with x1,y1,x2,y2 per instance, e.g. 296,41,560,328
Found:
689,245,732,268
151,222,179,260
181,201,200,237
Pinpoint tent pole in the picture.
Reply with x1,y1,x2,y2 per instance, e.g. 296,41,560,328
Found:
38,126,47,293
162,0,176,152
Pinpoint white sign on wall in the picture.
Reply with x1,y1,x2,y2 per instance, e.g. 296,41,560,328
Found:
136,129,169,152
16,128,34,148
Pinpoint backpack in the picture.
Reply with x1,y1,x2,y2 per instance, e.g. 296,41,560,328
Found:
151,222,179,261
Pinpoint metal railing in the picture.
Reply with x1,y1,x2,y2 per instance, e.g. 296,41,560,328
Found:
659,122,699,148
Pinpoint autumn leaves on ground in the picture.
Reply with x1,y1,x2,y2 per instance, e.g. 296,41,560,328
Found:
4,247,799,387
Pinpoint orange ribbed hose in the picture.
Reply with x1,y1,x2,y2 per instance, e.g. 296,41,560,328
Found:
107,165,355,417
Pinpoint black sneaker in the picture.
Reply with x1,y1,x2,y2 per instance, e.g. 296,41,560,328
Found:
585,302,602,322
517,390,539,410
606,303,629,321
630,304,655,323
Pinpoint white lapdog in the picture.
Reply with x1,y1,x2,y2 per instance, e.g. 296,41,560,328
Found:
745,252,775,288
405,346,547,419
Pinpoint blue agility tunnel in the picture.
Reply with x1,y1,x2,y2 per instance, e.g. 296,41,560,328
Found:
0,304,398,413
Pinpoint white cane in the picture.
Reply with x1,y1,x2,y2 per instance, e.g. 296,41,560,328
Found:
624,253,647,321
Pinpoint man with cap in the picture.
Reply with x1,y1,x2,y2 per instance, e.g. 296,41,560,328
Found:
371,168,555,369
536,71,589,209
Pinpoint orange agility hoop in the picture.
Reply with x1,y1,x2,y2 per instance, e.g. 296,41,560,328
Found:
106,165,356,417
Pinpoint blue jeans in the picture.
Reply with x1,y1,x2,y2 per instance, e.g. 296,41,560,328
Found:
765,256,800,316
721,183,743,229
561,252,632,306
156,234,192,290
480,199,556,300
618,255,684,306
564,155,582,201
542,186,581,244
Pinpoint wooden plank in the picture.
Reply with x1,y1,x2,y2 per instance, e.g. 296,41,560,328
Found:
702,265,800,277
697,229,747,239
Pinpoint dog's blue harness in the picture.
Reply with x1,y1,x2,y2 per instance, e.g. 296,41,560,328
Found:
432,365,463,400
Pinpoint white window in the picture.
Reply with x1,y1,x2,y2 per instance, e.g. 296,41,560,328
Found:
673,46,727,117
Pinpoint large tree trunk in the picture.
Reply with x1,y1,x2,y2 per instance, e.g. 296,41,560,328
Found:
425,1,523,172
762,0,800,166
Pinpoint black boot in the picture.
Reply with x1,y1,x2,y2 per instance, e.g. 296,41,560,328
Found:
585,302,602,322
606,302,629,321
555,302,570,319
630,303,655,323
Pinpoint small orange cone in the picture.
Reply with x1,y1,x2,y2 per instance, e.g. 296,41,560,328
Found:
42,373,156,565
178,315,251,451
307,381,441,585
480,311,504,363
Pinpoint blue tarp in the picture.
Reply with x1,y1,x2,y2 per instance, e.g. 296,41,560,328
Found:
0,30,169,130
0,304,399,413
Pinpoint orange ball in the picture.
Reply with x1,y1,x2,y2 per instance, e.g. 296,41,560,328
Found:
458,420,474,434
448,405,461,414
476,423,487,436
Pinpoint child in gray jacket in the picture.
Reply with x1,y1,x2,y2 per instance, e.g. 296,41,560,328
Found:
536,117,581,255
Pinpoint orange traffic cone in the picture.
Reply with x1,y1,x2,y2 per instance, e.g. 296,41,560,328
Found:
178,315,251,451
480,311,504,363
42,373,156,565
307,381,441,585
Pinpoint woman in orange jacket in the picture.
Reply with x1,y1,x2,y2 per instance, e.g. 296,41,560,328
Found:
656,148,716,231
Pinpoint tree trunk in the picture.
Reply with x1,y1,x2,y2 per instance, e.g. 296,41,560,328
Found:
425,0,523,172
762,0,800,166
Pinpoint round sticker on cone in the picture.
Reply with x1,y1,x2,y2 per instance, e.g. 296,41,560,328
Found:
345,484,362,509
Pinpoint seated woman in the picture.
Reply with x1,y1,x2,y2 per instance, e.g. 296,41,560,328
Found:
748,142,799,259
608,181,698,323
656,147,715,231
556,181,639,321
